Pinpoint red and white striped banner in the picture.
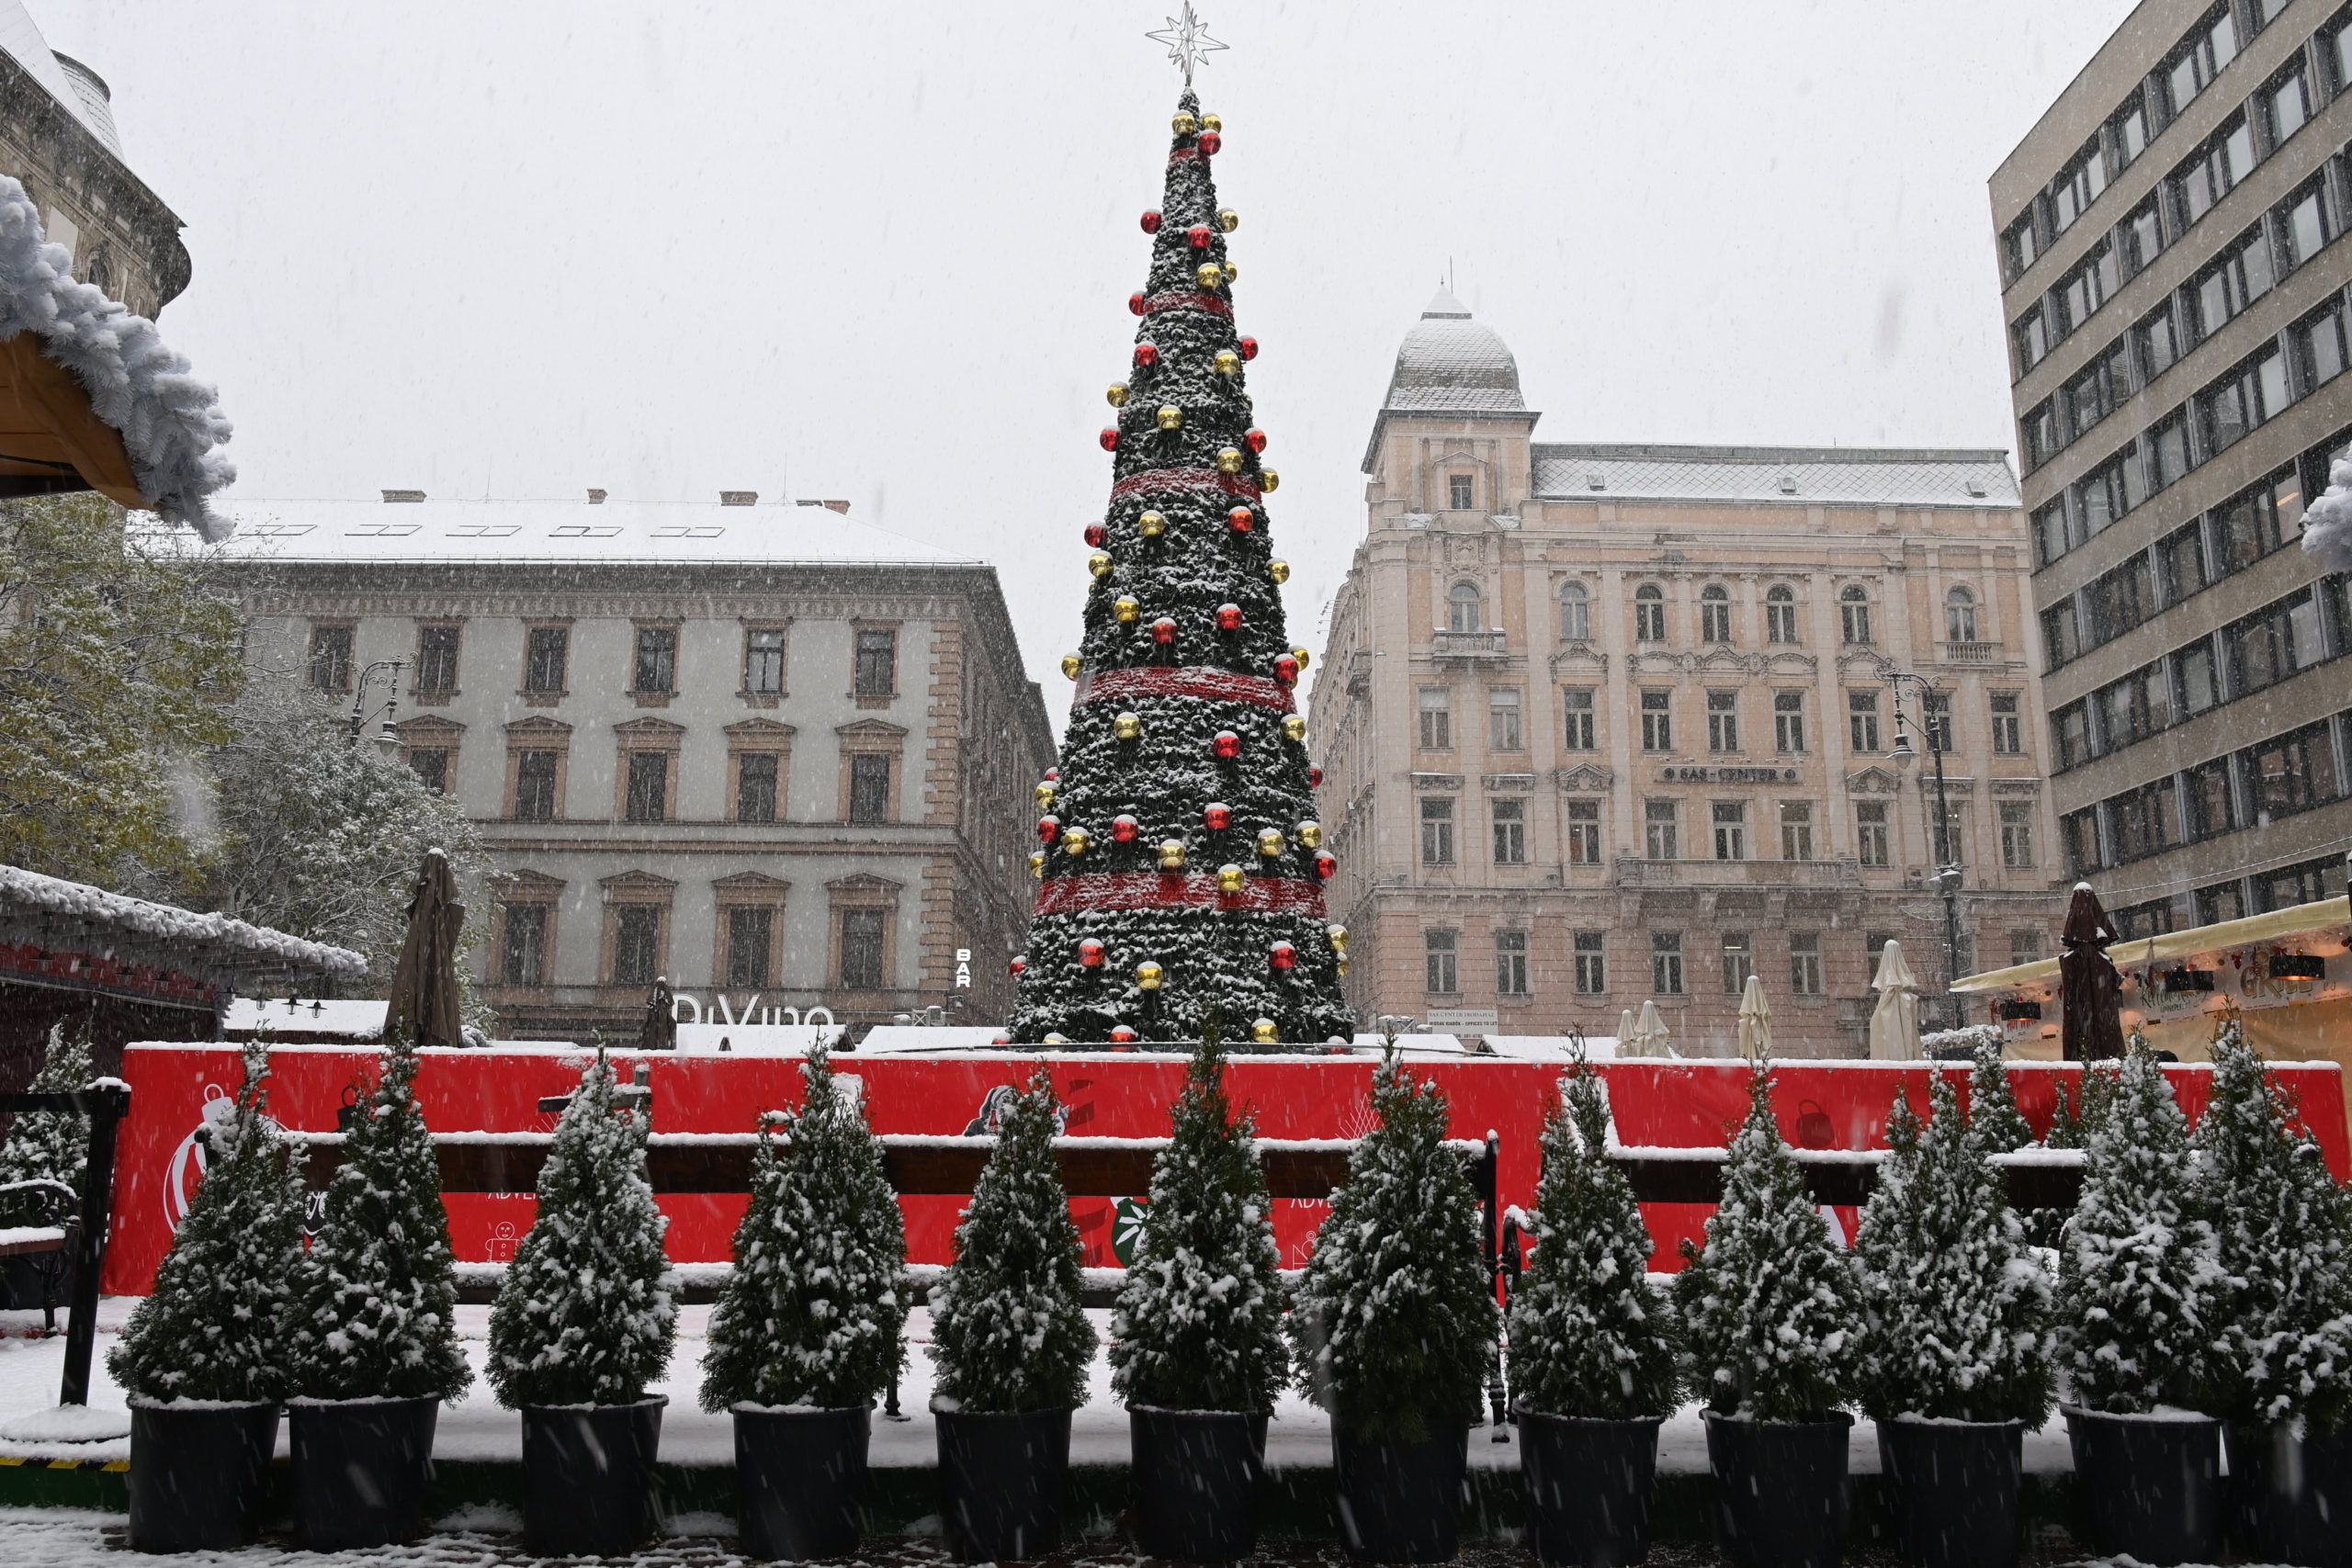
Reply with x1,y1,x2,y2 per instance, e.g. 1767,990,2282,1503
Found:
1134,289,1233,319
1073,665,1295,713
1108,466,1260,502
1035,872,1328,919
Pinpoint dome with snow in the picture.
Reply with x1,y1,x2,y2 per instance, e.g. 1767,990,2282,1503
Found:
1380,286,1525,413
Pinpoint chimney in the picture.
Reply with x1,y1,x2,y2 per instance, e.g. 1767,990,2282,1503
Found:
796,498,852,515
587,488,607,504
719,491,758,507
381,489,425,503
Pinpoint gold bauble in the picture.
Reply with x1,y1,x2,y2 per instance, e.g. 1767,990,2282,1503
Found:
1337,957,1350,977
1251,1018,1278,1044
1106,383,1129,408
1136,960,1164,990
1063,826,1092,856
1327,924,1350,953
1216,447,1244,474
1196,263,1225,288
1088,550,1114,579
1028,852,1045,878
1269,559,1290,584
1034,782,1056,809
1216,208,1238,232
1171,111,1198,135
1138,510,1166,537
1202,114,1223,132
1157,404,1183,431
1282,715,1307,742
1114,596,1140,624
1158,840,1186,870
1298,821,1324,850
1292,646,1310,669
1223,261,1238,283
1260,468,1280,492
1215,350,1240,377
1216,863,1245,895
1060,654,1081,680
1114,711,1143,740
1257,828,1285,858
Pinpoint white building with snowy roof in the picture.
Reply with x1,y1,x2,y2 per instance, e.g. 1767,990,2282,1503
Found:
210,491,1054,1041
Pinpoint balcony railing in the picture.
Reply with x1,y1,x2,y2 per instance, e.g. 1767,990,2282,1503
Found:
1612,856,1862,890
1430,629,1509,659
1939,640,2003,664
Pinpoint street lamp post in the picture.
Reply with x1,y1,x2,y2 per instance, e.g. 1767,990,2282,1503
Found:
351,659,406,760
1883,667,1964,1024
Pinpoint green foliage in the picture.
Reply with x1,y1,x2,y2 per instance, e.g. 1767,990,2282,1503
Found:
1291,1045,1496,1439
928,1068,1096,1412
1110,1032,1288,1413
287,1034,470,1402
1965,1043,2035,1154
1855,1073,2054,1424
1508,1063,1679,1419
1676,1066,1863,1421
487,1052,677,1406
701,1046,910,1411
0,496,243,885
0,1025,93,1223
108,1041,305,1404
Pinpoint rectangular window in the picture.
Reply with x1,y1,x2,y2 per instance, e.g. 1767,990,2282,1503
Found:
2063,341,2133,438
408,747,449,795
2050,138,2108,236
2223,588,2317,697
2137,302,2181,380
1848,691,1881,754
625,750,669,822
2294,296,2350,391
2165,7,2237,118
1644,798,1679,860
1780,799,1815,861
633,626,677,694
2120,193,2165,275
854,628,897,696
736,752,779,823
2170,114,2250,227
308,625,354,692
414,626,459,694
2055,241,2118,333
1574,931,1607,995
1721,931,1754,994
1566,799,1601,863
500,905,548,986
2061,807,2103,875
1418,687,1453,750
1701,593,1734,644
1652,931,1685,996
1492,797,1527,864
1562,687,1596,750
2095,662,2173,752
2022,400,2062,469
1773,691,1806,753
613,906,661,987
1640,690,1672,751
1496,930,1530,997
1713,800,1747,861
2003,213,2040,279
2175,639,2221,716
2246,720,2343,822
2190,224,2275,343
727,906,774,988
2147,411,2189,492
1990,692,2022,754
2198,880,2248,925
2042,600,2082,669
2033,500,2072,567
1420,797,1455,865
1448,473,1475,510
745,628,786,694
2158,519,2210,603
1925,691,1956,755
841,908,887,989
1765,592,1799,644
2266,60,2312,146
1789,932,1824,996
1999,803,2036,869
525,626,569,694
1934,803,1965,870
1857,802,1890,868
1488,687,1523,750
514,750,558,822
850,753,892,824
1426,930,1458,994
2186,757,2237,839
2086,555,2153,648
1707,690,1738,752
2010,928,2047,967
2198,347,2287,454
2111,778,2181,863
2054,701,2093,769
2335,8,2352,92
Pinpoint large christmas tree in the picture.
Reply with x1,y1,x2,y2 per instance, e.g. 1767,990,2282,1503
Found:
1005,81,1349,1048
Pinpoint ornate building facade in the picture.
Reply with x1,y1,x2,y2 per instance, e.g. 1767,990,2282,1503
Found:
1306,291,2071,1055
220,493,1053,1039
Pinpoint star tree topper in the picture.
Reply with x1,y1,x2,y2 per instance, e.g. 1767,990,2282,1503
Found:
1147,3,1227,86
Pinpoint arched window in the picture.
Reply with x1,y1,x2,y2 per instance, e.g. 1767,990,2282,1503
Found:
1765,584,1798,644
1559,581,1590,641
1945,585,1979,642
1700,583,1733,643
1633,583,1666,643
1448,581,1483,634
1839,584,1872,646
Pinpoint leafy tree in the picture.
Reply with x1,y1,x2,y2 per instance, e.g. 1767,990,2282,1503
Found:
286,1032,469,1402
109,1041,305,1403
701,1045,910,1411
1676,1066,1863,1421
1291,1044,1496,1440
928,1067,1096,1412
1110,1026,1287,1413
0,1024,93,1223
1965,1043,2035,1154
487,1052,677,1406
1507,1061,1679,1419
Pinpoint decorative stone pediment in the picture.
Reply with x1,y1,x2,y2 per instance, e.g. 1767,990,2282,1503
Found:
613,716,687,739
1556,762,1615,792
394,715,464,739
1482,773,1537,793
1835,650,1890,678
490,867,566,895
503,716,572,739
725,717,797,742
598,869,677,897
1630,649,1690,676
1917,774,1975,796
1991,778,2041,796
1409,772,1464,791
712,871,790,896
1694,647,1761,675
836,718,910,740
1550,644,1609,677
1845,766,1900,795
827,873,902,901
1761,651,1818,676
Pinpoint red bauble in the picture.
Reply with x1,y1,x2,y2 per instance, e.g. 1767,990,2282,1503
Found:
1084,524,1106,547
1306,765,1323,788
1216,603,1243,631
1009,955,1025,976
1140,210,1162,233
1037,816,1060,844
1198,131,1222,155
1112,814,1139,843
1204,801,1233,830
1315,852,1338,880
1213,730,1241,761
1246,428,1268,454
1046,768,1059,781
1100,428,1120,451
1238,336,1259,361
1270,942,1297,971
1227,506,1254,533
1189,224,1214,250
1111,1025,1138,1043
1079,938,1106,968
1274,654,1300,686
1128,292,1147,316
1151,616,1177,646
1134,343,1159,368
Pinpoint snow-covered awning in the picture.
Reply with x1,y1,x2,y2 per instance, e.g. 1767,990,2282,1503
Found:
0,863,363,987
0,177,232,539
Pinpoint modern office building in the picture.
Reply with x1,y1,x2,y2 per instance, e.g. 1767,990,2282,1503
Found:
1995,0,2352,936
218,492,1054,1039
1306,290,2068,1055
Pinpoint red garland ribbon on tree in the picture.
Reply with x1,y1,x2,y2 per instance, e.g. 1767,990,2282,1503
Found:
1133,290,1234,320
1109,466,1261,502
1035,872,1328,919
1073,664,1295,713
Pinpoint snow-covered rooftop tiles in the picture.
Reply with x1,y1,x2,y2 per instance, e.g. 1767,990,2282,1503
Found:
1531,443,2021,510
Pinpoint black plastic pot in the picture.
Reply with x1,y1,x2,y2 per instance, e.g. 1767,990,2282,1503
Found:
1702,1410,1852,1568
2062,1404,2220,1567
934,1405,1070,1562
288,1396,439,1550
1129,1405,1268,1563
1876,1416,2024,1568
126,1399,279,1553
518,1395,666,1557
734,1404,870,1561
1519,1411,1663,1568
1331,1416,1471,1562
2225,1419,2352,1568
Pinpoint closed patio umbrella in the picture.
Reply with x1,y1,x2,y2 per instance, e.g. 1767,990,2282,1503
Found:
1630,999,1671,1059
1736,975,1775,1062
2060,882,2126,1062
1615,1007,1642,1056
1868,940,1922,1061
383,848,465,1048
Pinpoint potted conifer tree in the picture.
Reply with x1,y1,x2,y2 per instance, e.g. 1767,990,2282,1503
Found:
927,1067,1096,1562
2193,1025,2352,1567
1507,1060,1679,1568
1855,1071,2053,1568
1964,1039,2035,1154
284,1029,471,1549
1109,1026,1287,1563
700,1044,909,1560
2055,1040,2223,1566
1291,1043,1496,1562
1675,1065,1864,1568
109,1041,306,1552
486,1051,679,1557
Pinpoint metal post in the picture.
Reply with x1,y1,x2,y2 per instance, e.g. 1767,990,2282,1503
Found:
59,1086,128,1406
1929,723,1962,1012
1479,1130,1507,1440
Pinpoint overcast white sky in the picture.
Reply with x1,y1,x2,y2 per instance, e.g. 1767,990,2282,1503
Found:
42,1,2136,712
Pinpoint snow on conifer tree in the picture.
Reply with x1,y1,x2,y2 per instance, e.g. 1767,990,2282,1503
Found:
2192,1022,2352,1430
1675,1066,1863,1420
0,1024,92,1223
286,1031,469,1402
1854,1071,2053,1423
1965,1039,2035,1155
1290,1044,1495,1438
928,1068,1096,1411
1005,87,1348,1048
109,1041,306,1403
1507,1061,1679,1418
2055,1040,2219,1413
487,1051,677,1407
701,1045,910,1411
1109,1023,1286,1412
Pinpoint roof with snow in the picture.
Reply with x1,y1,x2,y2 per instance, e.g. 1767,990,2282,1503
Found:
1382,287,1526,415
0,863,366,982
198,497,981,568
0,5,124,156
1530,444,2022,510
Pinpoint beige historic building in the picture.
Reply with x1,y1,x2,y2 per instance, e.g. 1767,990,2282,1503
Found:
1307,291,2070,1055
1995,0,2352,939
218,492,1053,1039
